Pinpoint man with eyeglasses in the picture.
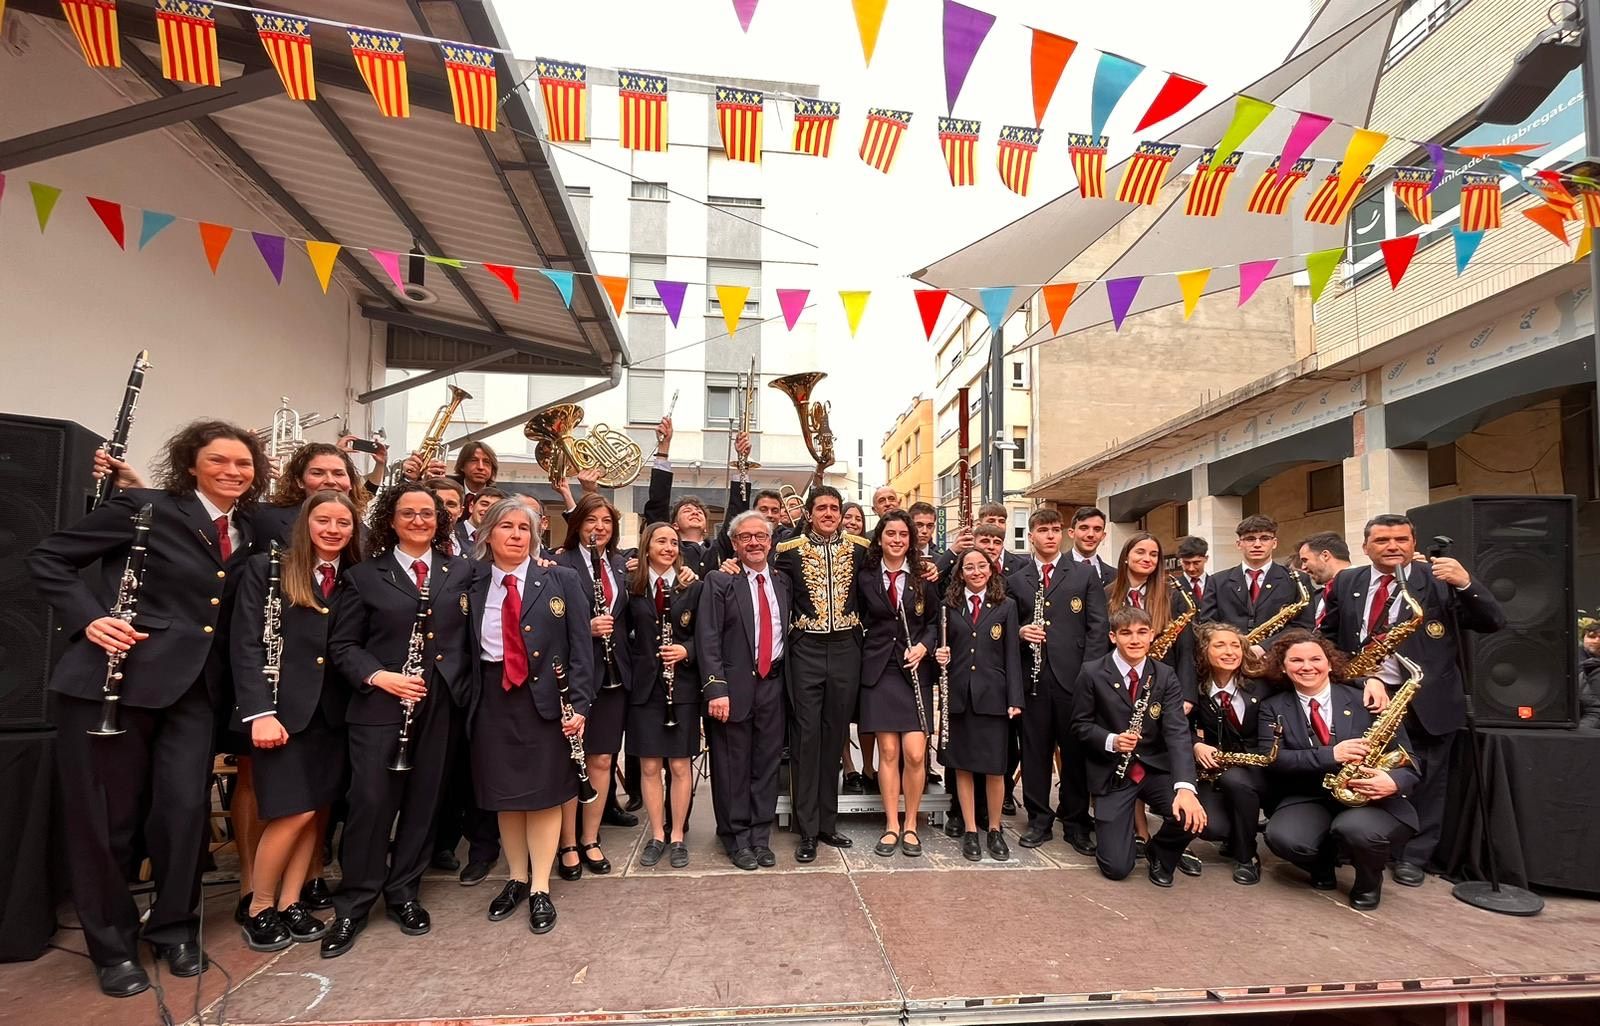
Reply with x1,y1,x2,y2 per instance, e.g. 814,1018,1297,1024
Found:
1200,515,1317,657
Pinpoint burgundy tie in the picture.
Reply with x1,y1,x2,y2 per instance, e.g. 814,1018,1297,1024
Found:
1309,698,1331,746
1223,690,1242,729
970,594,982,624
755,573,773,678
1316,579,1334,628
599,556,614,610
1191,576,1203,602
1367,574,1394,638
1130,589,1142,610
1041,562,1053,591
502,575,528,689
215,515,232,561
318,563,336,599
886,570,902,610
1248,569,1262,603
655,577,668,616
411,559,428,591
1127,668,1145,783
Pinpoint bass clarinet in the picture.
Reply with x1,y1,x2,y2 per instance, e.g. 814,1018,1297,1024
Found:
590,532,622,689
92,350,151,511
89,503,155,737
261,543,285,706
554,658,599,803
388,580,430,772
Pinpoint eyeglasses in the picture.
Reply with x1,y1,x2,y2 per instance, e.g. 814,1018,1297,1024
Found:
1239,534,1276,543
396,509,438,522
733,532,769,543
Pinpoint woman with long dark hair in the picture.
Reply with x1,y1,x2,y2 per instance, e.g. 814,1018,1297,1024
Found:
1187,622,1271,885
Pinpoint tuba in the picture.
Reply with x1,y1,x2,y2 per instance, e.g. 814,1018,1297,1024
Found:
523,402,644,488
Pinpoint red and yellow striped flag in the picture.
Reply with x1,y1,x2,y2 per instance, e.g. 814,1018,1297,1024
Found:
793,98,839,157
1575,183,1600,230
1244,157,1311,215
537,59,587,142
619,71,668,152
1116,141,1181,206
1184,149,1241,217
938,118,979,187
1458,172,1502,231
1068,133,1108,199
859,108,912,174
441,42,498,131
1392,166,1434,225
253,12,314,100
349,29,409,118
61,0,120,68
1304,162,1369,225
1531,170,1578,221
996,125,1042,197
154,1,218,86
716,86,764,163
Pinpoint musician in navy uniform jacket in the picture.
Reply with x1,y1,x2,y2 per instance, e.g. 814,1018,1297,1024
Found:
1316,513,1504,885
252,442,366,546
28,420,268,997
1187,622,1271,885
1200,514,1316,652
639,417,753,579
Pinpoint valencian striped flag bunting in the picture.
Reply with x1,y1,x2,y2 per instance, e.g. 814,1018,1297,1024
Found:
61,0,120,68
716,87,764,163
441,43,498,132
619,71,668,151
1068,133,1108,200
1576,183,1600,230
1531,170,1578,221
1304,162,1369,225
253,13,314,100
938,118,980,187
860,108,912,174
1184,149,1240,217
793,98,839,157
996,126,1042,197
349,29,409,118
1116,141,1180,206
154,1,219,86
537,59,587,142
1245,158,1311,215
1458,172,1503,231
1392,166,1434,224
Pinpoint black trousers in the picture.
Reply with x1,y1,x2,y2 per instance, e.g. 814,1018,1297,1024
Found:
787,633,861,837
1091,771,1196,880
1196,767,1266,864
707,676,785,854
1264,798,1414,882
430,702,500,866
51,683,214,966
1403,725,1454,867
1020,683,1091,835
336,698,451,921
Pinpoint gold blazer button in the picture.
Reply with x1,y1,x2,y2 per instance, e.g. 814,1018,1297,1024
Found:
203,626,214,634
210,598,220,606
316,656,325,666
216,571,226,579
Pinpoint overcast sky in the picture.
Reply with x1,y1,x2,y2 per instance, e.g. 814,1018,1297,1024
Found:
496,0,1312,450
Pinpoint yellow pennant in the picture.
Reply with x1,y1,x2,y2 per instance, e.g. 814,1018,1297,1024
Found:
852,0,889,66
1576,227,1593,263
1176,268,1210,320
839,290,870,336
716,285,750,337
1334,128,1386,206
306,240,340,294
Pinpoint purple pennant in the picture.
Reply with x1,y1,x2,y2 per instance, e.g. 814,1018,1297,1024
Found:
252,232,286,284
1424,142,1447,195
653,280,687,326
731,0,758,31
1277,112,1332,182
1106,276,1143,330
942,1,996,113
1237,259,1276,306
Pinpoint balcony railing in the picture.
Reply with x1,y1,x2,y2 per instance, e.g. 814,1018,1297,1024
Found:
1383,0,1473,70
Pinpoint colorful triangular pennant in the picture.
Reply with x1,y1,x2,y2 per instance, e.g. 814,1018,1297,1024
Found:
716,284,751,337
1523,203,1569,244
1334,129,1387,207
852,0,888,66
85,196,125,249
1451,226,1484,275
1277,112,1331,181
369,248,404,290
839,290,870,336
1305,247,1342,303
539,268,575,307
1135,73,1204,133
29,181,61,231
978,286,1013,336
1029,29,1076,127
653,280,687,325
1575,228,1592,263
731,0,758,32
1106,277,1142,330
483,263,520,302
1040,282,1077,333
596,274,628,316
915,289,948,340
305,240,340,293
1237,259,1275,306
1175,268,1210,320
776,288,808,330
1213,96,1274,165
1090,52,1143,138
942,1,995,114
1379,235,1420,288
198,221,232,274
251,231,285,283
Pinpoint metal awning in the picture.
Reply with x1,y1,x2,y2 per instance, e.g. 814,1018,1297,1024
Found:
2,0,626,393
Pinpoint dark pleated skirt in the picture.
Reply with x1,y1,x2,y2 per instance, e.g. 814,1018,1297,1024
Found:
858,666,932,735
253,707,346,819
942,707,1009,777
585,685,626,755
470,662,579,812
626,678,700,759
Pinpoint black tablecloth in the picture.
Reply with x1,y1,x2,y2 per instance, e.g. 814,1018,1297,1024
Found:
1437,726,1600,896
0,730,58,960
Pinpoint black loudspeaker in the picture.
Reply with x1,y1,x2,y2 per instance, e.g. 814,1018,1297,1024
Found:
0,415,102,729
1407,494,1578,728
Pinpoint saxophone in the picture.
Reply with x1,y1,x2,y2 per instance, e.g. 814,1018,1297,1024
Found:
1244,570,1311,647
1324,653,1423,807
1198,719,1282,782
1344,586,1424,679
1150,584,1197,660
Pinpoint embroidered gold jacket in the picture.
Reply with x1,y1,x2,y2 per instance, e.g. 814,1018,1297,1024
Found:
774,531,869,634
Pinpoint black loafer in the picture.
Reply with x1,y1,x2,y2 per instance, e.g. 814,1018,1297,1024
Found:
280,902,327,941
817,830,853,849
459,859,492,886
155,942,207,977
1018,826,1051,849
987,829,1010,862
557,846,583,881
1178,851,1204,877
842,771,866,794
431,849,460,872
601,806,638,828
386,900,431,935
579,842,612,875
300,877,334,910
1147,860,1176,888
1232,858,1262,885
874,832,899,857
234,893,252,925
488,880,529,921
962,832,982,862
319,916,365,959
944,816,964,838
731,847,759,871
1350,881,1383,911
1001,794,1017,816
927,770,943,786
95,960,150,998
1310,867,1338,891
795,837,818,863
669,841,690,868
753,845,776,867
900,831,923,858
241,907,292,952
1391,861,1426,887
1133,837,1148,861
640,839,667,867
1066,829,1097,856
529,891,557,934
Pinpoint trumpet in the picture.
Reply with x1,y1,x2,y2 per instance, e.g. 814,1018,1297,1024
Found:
523,402,644,488
731,358,759,505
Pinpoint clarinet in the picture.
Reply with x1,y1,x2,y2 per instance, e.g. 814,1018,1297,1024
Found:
261,542,285,707
388,580,430,772
589,532,621,690
92,350,151,511
660,586,679,729
1115,671,1154,783
934,605,950,751
89,503,155,737
555,659,599,803
1028,576,1047,698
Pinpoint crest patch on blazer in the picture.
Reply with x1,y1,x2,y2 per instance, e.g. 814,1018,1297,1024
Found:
1149,702,1163,719
459,594,470,615
1426,620,1445,638
680,610,693,628
990,623,1003,640
549,596,566,618
1070,597,1084,612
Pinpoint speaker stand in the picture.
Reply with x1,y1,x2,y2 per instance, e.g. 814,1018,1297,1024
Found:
1451,702,1543,917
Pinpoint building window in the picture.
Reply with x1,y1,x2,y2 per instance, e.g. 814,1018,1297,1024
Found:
708,195,762,208
884,458,892,481
1307,464,1344,513
1428,443,1458,488
1010,429,1028,470
1011,359,1028,388
1011,509,1027,550
627,369,664,425
1175,505,1189,537
629,256,667,311
630,181,668,201
706,259,762,318
948,347,964,374
705,374,756,429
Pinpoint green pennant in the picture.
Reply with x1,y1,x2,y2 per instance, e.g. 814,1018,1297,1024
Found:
1211,96,1274,168
29,181,62,232
1306,247,1342,304
425,255,465,268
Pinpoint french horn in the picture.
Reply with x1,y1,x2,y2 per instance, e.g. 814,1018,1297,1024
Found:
524,402,644,488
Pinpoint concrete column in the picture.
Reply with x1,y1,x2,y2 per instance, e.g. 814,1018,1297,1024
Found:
1188,463,1242,569
1097,494,1134,563
1342,404,1429,547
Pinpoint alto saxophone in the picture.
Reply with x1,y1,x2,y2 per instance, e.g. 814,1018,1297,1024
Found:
388,581,430,772
1244,570,1312,647
1324,653,1423,806
1198,719,1282,782
1150,584,1197,660
262,542,285,707
1345,586,1424,679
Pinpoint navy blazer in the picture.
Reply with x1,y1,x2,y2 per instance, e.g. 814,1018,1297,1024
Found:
229,552,348,733
941,595,1024,717
554,546,635,693
1006,557,1110,694
1199,562,1316,648
857,562,938,688
625,578,704,708
1071,653,1196,796
698,566,793,723
465,560,595,726
1187,675,1268,755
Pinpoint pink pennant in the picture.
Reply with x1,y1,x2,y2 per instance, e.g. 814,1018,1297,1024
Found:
1237,259,1276,305
731,0,758,31
370,248,405,290
1277,112,1332,181
776,288,809,331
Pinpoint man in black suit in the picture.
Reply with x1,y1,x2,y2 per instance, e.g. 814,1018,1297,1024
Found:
978,502,1027,575
1071,607,1206,885
1297,531,1352,629
1317,513,1504,885
1066,506,1116,586
698,511,791,870
1200,514,1316,654
1008,507,1110,854
29,421,269,997
451,485,504,558
1174,536,1210,607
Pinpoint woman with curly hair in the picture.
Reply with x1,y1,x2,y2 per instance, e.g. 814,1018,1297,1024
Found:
256,442,368,544
1186,621,1272,885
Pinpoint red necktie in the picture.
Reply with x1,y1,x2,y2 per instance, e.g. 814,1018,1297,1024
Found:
1041,562,1053,591
755,573,773,678
215,515,232,561
1309,698,1331,745
1366,574,1394,638
1127,668,1145,784
1191,576,1204,602
654,576,668,616
1248,568,1262,603
1316,579,1334,628
1223,689,1242,729
886,569,901,610
502,575,528,689
411,559,428,591
1130,589,1142,609
970,594,982,624
599,555,614,609
318,563,336,599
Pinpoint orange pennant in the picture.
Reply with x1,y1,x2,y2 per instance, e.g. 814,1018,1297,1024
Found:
1575,227,1592,263
1523,203,1569,245
1040,282,1078,333
1456,143,1543,158
305,240,340,293
596,274,628,316
198,221,233,274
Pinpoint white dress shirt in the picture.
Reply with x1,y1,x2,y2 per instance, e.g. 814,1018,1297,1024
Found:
578,546,621,612
1359,566,1410,686
744,565,785,662
1071,550,1105,578
393,546,434,579
1296,684,1336,744
196,492,241,553
1207,677,1245,725
480,558,531,662
881,560,909,606
1034,555,1062,584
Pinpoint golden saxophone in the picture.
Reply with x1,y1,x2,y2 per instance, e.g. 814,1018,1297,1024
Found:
1244,570,1311,647
1344,586,1424,679
1324,653,1423,807
1150,584,1197,660
1199,719,1281,782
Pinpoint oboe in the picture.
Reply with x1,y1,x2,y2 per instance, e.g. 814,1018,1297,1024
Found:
660,587,679,729
89,503,154,737
555,658,599,803
92,350,151,511
590,532,621,690
934,605,950,750
388,580,430,772
262,542,285,707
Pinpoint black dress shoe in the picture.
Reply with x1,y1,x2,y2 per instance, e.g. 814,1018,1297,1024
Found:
602,806,638,828
796,837,818,863
670,841,691,868
944,816,964,838
962,832,982,862
987,829,1010,862
459,859,492,886
874,832,899,857
1133,837,1148,861
320,916,365,959
234,893,252,924
624,794,644,812
1065,829,1097,856
300,877,334,909
861,774,878,794
431,849,460,872
927,770,943,786
556,846,583,881
1018,826,1052,848
731,847,759,871
386,900,431,935
1178,851,1204,877
1310,866,1339,891
1001,794,1018,816
753,845,776,867
95,960,150,998
241,907,293,952
842,771,866,794
1232,858,1262,885
1147,859,1176,888
488,880,530,921
1350,880,1383,911
280,902,327,941
155,942,207,977
579,842,612,874
817,830,853,849
640,839,667,867
1391,861,1426,887
529,891,557,934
